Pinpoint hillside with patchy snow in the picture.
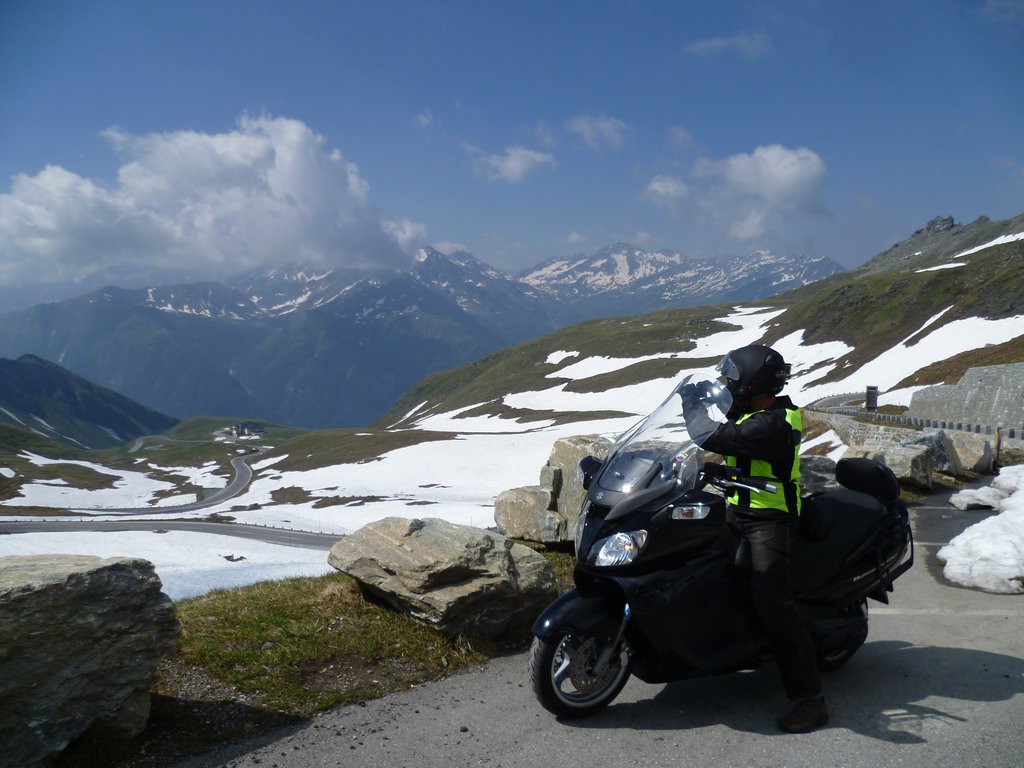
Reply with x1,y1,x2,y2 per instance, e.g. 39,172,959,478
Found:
5,222,1024,536
2,226,1024,598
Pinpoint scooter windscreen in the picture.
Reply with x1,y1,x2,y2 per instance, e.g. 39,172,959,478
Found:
596,376,731,496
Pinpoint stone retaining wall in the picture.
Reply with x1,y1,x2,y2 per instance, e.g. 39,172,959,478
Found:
908,363,1024,432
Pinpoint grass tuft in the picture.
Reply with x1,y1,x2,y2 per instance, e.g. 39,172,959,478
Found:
173,572,487,716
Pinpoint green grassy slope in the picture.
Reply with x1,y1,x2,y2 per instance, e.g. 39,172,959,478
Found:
377,238,1024,425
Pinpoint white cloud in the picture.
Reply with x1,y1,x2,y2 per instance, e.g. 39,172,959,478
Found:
669,125,695,149
686,31,774,60
710,144,827,211
467,144,556,183
982,0,1024,28
383,217,429,251
531,120,558,149
0,115,420,287
566,114,628,151
566,231,588,244
412,108,434,128
432,241,469,255
644,174,690,206
649,144,828,243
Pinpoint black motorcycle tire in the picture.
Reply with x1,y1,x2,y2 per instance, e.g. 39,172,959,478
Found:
529,631,633,718
816,600,868,672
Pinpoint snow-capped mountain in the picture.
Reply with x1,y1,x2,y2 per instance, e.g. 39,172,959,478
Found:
0,248,563,428
146,248,558,333
520,243,844,319
14,216,1011,431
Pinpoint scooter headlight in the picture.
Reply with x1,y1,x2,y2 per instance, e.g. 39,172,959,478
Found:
591,530,648,567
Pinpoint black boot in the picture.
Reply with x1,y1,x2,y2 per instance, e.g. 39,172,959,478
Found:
777,697,829,733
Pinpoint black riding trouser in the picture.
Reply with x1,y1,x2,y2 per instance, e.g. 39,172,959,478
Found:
731,508,821,702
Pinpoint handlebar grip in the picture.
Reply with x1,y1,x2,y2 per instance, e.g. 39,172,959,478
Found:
702,464,778,495
746,477,778,493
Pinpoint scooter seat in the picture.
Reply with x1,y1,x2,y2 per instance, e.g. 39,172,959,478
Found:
835,458,900,502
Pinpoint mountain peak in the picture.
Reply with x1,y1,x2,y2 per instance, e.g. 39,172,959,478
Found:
520,244,841,318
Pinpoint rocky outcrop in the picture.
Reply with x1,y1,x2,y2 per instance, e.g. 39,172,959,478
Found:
823,412,989,488
0,555,180,768
494,434,611,544
840,438,933,489
801,455,841,495
902,430,963,476
327,518,558,639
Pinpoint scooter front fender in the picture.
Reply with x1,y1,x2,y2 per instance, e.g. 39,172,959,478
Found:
532,588,621,641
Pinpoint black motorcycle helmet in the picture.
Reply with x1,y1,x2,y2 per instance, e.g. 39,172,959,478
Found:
716,344,791,403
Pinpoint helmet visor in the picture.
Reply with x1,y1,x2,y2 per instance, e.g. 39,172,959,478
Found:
715,354,741,383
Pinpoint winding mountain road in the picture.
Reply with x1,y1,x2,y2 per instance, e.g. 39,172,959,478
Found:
0,445,343,549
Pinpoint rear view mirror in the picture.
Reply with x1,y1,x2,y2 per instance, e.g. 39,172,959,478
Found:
577,455,603,490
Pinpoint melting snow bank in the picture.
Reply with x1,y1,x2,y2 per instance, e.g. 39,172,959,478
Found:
0,530,335,601
939,465,1024,594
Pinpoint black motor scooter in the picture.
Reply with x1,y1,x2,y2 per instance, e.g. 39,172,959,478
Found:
530,378,914,718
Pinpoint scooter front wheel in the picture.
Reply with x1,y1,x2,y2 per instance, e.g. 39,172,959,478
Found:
529,631,633,718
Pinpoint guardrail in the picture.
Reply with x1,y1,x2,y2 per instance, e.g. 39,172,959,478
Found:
806,400,1024,460
815,406,1019,440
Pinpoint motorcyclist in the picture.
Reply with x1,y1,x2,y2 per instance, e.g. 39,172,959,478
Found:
680,344,828,733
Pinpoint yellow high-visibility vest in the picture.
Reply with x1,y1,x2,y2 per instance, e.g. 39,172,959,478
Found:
725,406,802,515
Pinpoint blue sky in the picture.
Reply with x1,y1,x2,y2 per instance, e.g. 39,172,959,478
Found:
1,0,1023,306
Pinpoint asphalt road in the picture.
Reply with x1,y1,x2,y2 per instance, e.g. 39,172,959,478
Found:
0,519,339,550
0,446,342,549
87,449,264,515
169,489,1024,768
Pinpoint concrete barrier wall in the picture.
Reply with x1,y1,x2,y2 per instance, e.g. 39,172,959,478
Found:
809,364,1024,451
907,363,1024,432
816,407,1024,450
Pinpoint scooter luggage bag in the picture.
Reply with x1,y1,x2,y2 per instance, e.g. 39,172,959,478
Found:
795,489,898,603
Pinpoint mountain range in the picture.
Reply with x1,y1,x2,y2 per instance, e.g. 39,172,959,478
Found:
0,354,177,449
0,243,843,429
519,243,841,318
381,214,1024,429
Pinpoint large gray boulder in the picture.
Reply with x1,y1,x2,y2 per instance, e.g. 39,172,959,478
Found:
328,518,558,638
800,455,840,495
841,444,932,489
861,443,933,489
840,445,888,465
902,429,964,476
0,555,180,768
494,434,611,544
494,486,562,542
949,431,994,473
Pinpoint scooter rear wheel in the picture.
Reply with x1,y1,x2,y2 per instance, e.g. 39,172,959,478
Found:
816,600,868,672
529,631,633,718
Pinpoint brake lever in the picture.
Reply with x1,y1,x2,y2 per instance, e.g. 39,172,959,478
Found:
717,479,779,495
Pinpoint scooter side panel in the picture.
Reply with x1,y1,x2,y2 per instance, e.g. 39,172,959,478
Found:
617,552,761,681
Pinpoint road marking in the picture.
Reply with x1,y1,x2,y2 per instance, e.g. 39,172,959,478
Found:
872,607,1024,616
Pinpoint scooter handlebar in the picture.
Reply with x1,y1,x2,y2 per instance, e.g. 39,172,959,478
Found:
702,463,778,495
723,478,779,494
